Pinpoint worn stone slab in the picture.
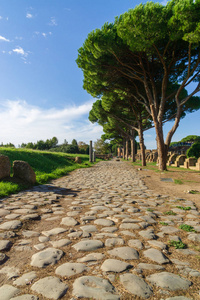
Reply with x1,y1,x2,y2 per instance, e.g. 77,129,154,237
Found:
72,240,104,251
143,248,169,264
13,272,37,286
0,266,20,279
119,223,140,230
72,276,120,300
0,209,10,217
77,253,105,263
120,273,153,299
146,272,192,291
0,253,8,265
0,240,12,251
60,216,78,226
0,284,20,300
139,229,156,239
94,219,115,226
5,213,21,220
42,228,67,237
31,248,63,268
22,231,40,238
50,239,71,248
108,247,139,260
80,225,97,232
188,233,200,242
105,238,125,247
137,263,165,270
128,239,144,250
31,276,68,299
101,259,132,272
147,240,167,250
10,295,38,300
56,262,88,277
0,220,22,230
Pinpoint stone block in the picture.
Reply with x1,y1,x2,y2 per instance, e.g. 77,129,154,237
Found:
0,155,11,180
13,160,36,184
75,157,82,163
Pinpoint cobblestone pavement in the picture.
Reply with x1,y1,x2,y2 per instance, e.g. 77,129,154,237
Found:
0,160,200,300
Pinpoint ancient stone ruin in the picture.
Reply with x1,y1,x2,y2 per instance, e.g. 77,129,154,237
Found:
13,160,36,184
0,155,11,180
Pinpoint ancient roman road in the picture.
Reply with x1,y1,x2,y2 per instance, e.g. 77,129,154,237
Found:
0,160,200,300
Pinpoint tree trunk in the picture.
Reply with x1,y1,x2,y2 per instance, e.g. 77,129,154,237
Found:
126,139,129,160
122,138,125,159
131,130,135,162
138,121,146,166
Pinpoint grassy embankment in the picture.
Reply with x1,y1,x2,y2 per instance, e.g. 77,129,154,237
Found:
0,148,100,198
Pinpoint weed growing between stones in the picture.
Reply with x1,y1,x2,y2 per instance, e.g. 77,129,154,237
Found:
169,240,187,249
159,222,169,226
163,211,177,215
179,224,196,232
176,206,191,210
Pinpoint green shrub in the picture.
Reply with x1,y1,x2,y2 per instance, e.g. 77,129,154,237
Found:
186,142,200,159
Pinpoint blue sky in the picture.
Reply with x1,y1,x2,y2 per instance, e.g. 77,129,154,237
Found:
0,0,199,148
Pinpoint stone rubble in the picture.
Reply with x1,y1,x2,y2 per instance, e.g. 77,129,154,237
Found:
0,159,199,299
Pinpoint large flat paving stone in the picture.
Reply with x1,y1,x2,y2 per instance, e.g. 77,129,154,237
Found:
72,276,120,300
143,248,169,264
50,239,71,248
13,272,37,286
55,262,88,277
105,238,125,247
120,273,153,299
94,219,115,226
101,259,132,272
60,216,79,226
31,248,63,268
77,252,105,263
0,220,22,230
31,276,68,299
72,240,104,251
146,272,192,291
41,228,67,237
108,246,139,260
0,284,20,300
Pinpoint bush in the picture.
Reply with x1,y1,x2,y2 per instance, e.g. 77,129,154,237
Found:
186,142,200,159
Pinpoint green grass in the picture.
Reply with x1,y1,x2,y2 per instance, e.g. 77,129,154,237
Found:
176,206,191,211
159,221,169,226
169,240,187,249
0,182,21,197
163,210,177,215
0,147,100,197
147,208,154,212
179,224,196,232
174,179,183,184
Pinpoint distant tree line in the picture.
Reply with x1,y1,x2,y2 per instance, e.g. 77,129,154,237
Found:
20,137,90,154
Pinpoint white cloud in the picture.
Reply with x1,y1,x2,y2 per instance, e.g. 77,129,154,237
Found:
34,31,52,38
49,17,57,26
26,13,33,19
13,46,28,57
0,99,103,146
0,35,10,42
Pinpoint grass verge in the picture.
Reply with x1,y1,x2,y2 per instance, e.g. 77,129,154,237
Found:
0,147,101,198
